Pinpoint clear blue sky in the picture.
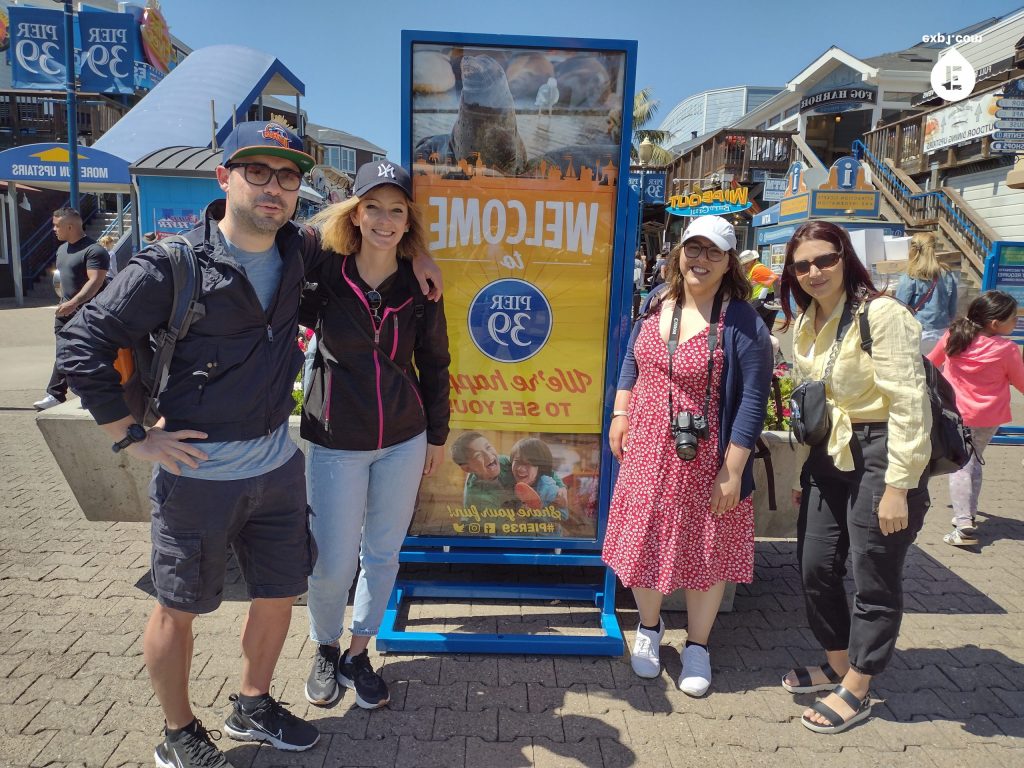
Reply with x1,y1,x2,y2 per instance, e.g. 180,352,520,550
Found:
163,0,1022,157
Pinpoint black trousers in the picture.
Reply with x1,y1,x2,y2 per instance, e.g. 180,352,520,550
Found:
46,315,70,401
797,422,929,676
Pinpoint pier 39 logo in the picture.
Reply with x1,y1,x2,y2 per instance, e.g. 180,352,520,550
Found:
467,279,552,363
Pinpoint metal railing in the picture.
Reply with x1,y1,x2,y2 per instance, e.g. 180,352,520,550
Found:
666,128,797,191
20,194,100,285
853,139,996,277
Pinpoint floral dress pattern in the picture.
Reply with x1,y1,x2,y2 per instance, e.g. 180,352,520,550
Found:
602,309,755,593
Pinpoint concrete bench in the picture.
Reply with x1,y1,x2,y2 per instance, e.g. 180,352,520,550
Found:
37,405,800,613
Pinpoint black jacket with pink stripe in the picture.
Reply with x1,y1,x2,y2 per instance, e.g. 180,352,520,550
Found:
300,253,451,451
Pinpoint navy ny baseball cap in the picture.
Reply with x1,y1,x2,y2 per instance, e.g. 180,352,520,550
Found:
353,159,414,200
221,121,315,174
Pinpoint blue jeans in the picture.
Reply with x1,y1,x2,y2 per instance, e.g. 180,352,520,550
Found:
305,431,426,643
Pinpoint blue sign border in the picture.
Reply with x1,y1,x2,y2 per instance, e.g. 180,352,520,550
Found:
399,29,637,552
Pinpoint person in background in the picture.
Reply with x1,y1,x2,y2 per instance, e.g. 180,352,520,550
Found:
34,207,110,411
779,220,931,734
604,215,772,697
300,160,450,711
895,232,957,355
927,291,1024,546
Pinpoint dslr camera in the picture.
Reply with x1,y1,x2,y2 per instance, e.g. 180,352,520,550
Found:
671,411,709,461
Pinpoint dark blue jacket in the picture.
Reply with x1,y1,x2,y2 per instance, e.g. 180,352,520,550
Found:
57,200,329,442
617,284,773,499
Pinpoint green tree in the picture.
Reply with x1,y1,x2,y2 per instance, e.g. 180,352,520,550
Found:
632,87,674,165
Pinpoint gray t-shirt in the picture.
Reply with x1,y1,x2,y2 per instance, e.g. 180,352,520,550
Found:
179,235,296,481
56,237,109,300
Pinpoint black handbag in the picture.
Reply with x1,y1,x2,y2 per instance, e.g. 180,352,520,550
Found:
790,301,856,447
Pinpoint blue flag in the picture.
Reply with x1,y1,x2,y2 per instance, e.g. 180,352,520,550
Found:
9,6,67,90
78,12,137,95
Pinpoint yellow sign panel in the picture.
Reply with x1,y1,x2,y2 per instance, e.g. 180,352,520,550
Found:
780,193,809,217
418,168,613,433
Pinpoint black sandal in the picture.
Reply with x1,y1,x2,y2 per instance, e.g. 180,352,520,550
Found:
781,662,843,693
800,685,872,734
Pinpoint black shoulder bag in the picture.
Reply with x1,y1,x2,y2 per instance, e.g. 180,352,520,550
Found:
789,300,856,446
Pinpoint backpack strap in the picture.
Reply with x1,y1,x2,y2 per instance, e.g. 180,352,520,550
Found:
858,299,874,355
143,236,205,420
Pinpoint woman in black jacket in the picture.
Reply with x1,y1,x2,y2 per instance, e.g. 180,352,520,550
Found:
300,161,450,711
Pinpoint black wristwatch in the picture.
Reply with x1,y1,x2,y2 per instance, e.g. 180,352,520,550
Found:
112,423,147,453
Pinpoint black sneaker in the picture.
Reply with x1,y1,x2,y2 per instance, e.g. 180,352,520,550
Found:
338,649,390,709
155,719,235,768
305,644,340,706
222,693,319,752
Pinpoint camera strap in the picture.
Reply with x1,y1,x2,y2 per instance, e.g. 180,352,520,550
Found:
666,289,724,426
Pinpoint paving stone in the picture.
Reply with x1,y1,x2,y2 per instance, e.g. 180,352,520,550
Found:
30,728,122,768
467,682,527,712
250,736,329,767
532,736,603,767
304,706,370,738
365,707,435,740
10,651,93,680
394,734,465,768
527,682,586,713
497,656,556,686
380,656,442,685
27,700,111,735
585,684,651,714
552,657,616,688
561,710,627,742
402,680,467,711
16,673,99,705
465,735,532,767
0,731,55,767
498,710,564,742
433,706,497,740
436,655,495,684
0,700,44,736
322,733,398,767
600,734,671,767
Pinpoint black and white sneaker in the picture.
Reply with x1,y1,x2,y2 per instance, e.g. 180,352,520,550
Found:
338,649,390,709
305,644,341,706
222,693,319,752
155,719,235,768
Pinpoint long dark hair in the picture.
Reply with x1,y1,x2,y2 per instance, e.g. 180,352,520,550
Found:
662,242,751,307
778,220,881,329
945,290,1018,357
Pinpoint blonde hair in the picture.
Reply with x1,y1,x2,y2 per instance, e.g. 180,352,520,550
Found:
906,231,946,280
308,192,428,260
98,234,117,250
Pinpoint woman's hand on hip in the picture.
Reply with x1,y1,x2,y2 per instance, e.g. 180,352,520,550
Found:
423,444,445,476
877,486,909,535
711,465,741,516
609,415,628,461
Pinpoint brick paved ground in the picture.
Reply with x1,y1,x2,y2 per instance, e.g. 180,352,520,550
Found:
1,300,1022,767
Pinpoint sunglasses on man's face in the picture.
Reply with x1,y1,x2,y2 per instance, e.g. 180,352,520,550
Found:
789,251,842,276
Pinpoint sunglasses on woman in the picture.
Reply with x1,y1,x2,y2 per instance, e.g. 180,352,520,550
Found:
789,251,842,276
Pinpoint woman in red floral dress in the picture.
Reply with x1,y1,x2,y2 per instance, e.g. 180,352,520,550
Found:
603,215,772,696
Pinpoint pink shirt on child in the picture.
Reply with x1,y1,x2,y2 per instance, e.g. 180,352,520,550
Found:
927,331,1024,427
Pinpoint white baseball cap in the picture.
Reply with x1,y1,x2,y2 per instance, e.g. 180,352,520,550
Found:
681,215,737,252
739,249,760,265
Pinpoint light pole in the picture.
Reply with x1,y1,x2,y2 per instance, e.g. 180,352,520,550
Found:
55,0,79,207
636,137,655,256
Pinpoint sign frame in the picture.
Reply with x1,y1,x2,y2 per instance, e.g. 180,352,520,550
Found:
378,29,639,656
982,241,1024,445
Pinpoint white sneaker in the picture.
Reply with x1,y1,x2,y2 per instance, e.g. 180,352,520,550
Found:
32,395,62,411
678,644,712,697
630,619,664,678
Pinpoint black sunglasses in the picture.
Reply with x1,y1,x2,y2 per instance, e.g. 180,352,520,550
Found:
789,251,842,276
366,290,382,320
227,162,303,191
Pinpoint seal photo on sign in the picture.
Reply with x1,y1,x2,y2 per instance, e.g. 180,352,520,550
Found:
415,54,529,176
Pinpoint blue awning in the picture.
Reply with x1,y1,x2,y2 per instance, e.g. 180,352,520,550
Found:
0,142,130,192
94,44,305,163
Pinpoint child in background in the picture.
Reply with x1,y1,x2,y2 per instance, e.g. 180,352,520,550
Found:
927,290,1024,546
509,437,568,514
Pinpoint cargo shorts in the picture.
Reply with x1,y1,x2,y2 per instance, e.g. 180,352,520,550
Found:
148,449,316,614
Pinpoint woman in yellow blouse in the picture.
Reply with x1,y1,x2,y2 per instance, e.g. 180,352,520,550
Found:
777,221,931,734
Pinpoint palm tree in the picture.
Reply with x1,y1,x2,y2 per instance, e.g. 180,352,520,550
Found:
631,87,674,166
